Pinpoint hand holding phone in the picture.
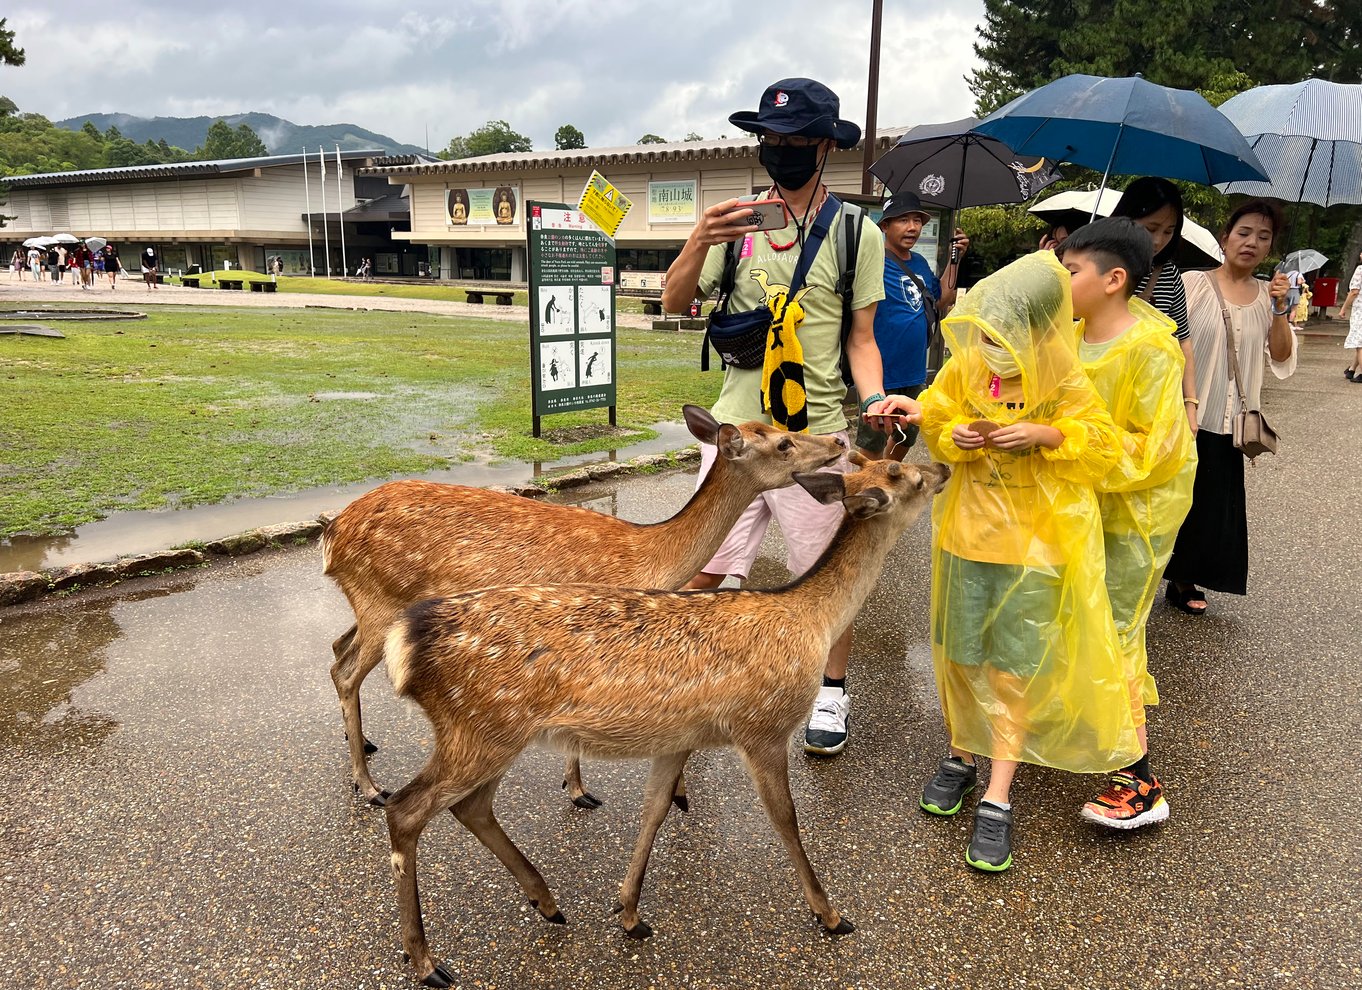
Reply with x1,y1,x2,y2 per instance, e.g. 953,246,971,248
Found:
728,198,789,232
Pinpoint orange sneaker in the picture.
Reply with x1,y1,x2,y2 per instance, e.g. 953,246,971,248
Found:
1081,772,1169,830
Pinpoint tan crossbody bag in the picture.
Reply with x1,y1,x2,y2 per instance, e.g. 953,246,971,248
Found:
1204,272,1280,460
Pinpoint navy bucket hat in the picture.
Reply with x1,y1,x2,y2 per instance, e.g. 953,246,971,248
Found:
729,78,862,149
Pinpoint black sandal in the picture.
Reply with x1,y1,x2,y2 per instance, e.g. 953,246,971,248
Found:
1165,583,1207,616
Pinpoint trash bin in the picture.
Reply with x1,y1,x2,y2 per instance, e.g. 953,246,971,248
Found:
1313,276,1339,309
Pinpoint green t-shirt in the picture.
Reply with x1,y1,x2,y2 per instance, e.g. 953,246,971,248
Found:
698,204,885,435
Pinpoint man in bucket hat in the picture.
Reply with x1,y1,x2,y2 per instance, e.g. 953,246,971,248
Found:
856,191,968,460
662,78,920,758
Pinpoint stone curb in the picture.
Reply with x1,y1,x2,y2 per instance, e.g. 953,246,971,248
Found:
0,445,703,607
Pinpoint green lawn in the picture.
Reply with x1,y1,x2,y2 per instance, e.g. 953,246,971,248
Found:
275,277,659,314
0,305,720,538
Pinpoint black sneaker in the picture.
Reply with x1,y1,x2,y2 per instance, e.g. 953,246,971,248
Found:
965,803,1014,872
920,756,977,816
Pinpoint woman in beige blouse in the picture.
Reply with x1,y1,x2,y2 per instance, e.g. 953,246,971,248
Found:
1164,201,1296,615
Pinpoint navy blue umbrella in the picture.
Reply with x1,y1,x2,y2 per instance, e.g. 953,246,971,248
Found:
869,118,1063,209
974,74,1268,194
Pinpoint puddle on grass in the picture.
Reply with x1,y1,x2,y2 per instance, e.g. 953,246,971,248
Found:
0,420,697,573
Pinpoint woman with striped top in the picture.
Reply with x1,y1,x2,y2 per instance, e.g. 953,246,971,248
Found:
1112,178,1198,435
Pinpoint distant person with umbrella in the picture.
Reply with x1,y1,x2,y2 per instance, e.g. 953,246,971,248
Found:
1164,201,1297,615
855,192,968,460
1340,251,1362,381
1111,177,1199,433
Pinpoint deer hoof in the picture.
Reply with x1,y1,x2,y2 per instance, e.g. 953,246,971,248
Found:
368,790,392,808
420,963,456,988
671,794,689,813
572,792,603,810
364,738,379,755
623,919,654,940
545,910,567,925
818,915,856,936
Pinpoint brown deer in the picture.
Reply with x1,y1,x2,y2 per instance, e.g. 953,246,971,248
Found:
381,457,949,987
322,405,847,806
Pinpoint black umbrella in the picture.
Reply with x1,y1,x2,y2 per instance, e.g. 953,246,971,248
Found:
869,117,1063,209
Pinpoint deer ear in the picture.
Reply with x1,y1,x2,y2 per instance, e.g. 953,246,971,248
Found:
848,450,870,468
794,471,845,504
843,488,889,519
715,423,745,459
683,405,721,444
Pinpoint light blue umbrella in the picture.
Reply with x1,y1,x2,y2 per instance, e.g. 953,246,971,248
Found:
974,74,1269,202
1215,79,1362,207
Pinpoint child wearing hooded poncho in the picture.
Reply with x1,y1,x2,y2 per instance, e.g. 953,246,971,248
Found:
1061,218,1197,831
916,250,1141,873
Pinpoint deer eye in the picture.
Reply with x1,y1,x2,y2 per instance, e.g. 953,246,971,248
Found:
778,438,794,451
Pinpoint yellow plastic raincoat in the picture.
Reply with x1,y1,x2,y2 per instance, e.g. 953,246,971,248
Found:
920,251,1141,773
1078,298,1197,725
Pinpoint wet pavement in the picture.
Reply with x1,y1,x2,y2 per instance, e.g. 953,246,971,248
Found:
2,337,1360,989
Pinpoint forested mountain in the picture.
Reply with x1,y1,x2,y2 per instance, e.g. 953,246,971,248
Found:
55,112,427,157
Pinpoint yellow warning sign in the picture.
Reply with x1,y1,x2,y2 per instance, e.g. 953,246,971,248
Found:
577,170,633,240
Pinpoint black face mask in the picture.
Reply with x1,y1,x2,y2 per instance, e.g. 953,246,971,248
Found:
759,143,822,190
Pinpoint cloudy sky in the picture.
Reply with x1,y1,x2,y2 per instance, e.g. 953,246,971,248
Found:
3,0,986,151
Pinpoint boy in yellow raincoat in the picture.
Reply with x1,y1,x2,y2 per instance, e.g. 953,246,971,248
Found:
917,250,1140,872
1061,218,1196,829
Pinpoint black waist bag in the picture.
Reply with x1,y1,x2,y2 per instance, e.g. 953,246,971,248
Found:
705,305,771,369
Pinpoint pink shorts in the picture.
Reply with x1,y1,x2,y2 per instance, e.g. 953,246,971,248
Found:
695,430,852,580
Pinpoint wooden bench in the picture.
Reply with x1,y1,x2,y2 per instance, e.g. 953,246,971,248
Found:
216,276,247,290
248,280,278,293
465,289,515,305
180,274,204,288
640,297,665,316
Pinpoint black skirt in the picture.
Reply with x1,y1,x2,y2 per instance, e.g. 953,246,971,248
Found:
1163,430,1248,595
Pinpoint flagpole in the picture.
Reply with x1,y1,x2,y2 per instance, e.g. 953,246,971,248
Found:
319,146,332,278
336,144,349,278
302,147,316,277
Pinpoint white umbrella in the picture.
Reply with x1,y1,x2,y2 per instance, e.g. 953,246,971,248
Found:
1029,188,1224,271
50,233,80,244
1280,249,1327,274
85,236,108,252
21,237,45,248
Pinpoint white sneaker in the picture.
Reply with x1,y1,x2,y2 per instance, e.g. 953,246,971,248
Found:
803,686,851,756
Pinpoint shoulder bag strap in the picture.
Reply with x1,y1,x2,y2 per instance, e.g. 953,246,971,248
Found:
1203,271,1251,411
1138,263,1162,302
702,195,761,372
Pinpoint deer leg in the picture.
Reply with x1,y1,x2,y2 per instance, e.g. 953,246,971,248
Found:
562,755,602,810
385,758,487,989
332,625,378,754
739,739,854,936
331,629,389,805
672,771,689,813
450,778,565,924
613,750,690,939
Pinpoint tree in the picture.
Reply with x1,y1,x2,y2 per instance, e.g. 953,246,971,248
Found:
554,124,586,150
439,119,532,160
683,131,704,142
969,0,1362,116
0,18,24,67
637,133,666,145
964,0,1362,272
197,119,267,160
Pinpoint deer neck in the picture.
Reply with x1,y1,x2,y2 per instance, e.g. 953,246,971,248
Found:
782,511,902,637
641,453,764,567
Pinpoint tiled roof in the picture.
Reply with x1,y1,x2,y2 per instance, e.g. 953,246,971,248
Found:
3,149,386,187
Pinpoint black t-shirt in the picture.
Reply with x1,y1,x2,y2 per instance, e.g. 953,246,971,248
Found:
104,247,120,268
143,251,159,269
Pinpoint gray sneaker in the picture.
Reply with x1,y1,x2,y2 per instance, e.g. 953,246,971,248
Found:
920,756,977,816
965,803,1014,872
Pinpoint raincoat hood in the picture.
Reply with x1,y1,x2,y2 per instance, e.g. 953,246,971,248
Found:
941,250,1079,410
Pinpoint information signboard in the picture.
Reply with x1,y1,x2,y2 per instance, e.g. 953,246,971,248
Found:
527,202,617,436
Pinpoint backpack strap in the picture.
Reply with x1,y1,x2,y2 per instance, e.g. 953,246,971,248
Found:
701,194,761,372
833,198,865,385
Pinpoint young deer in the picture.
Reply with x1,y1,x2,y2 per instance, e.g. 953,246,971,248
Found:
381,457,949,987
322,405,847,805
